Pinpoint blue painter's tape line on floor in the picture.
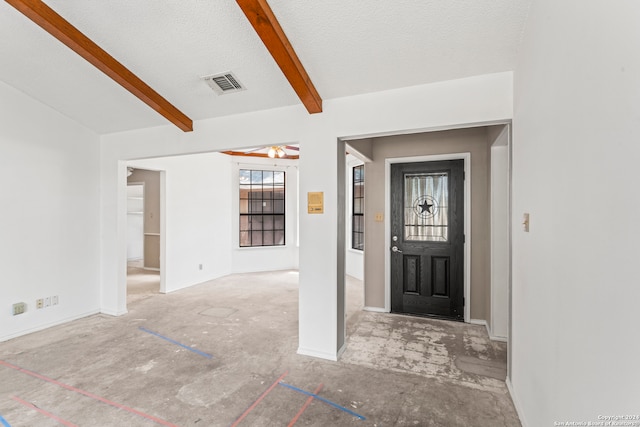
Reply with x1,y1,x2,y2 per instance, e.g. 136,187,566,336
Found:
0,414,11,427
278,381,366,420
139,327,214,359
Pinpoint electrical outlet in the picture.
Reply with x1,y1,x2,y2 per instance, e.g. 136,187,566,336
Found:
36,299,44,309
45,297,51,307
12,302,26,315
52,295,59,305
199,264,203,270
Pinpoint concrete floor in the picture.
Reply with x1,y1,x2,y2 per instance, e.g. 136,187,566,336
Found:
126,262,160,305
0,271,520,426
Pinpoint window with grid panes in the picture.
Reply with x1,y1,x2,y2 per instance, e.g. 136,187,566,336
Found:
352,165,364,250
239,169,286,247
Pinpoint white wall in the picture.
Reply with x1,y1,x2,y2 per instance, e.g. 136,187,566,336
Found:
128,153,300,292
126,184,144,261
297,119,342,359
490,127,509,340
511,1,640,425
128,153,233,293
0,80,100,342
100,72,513,359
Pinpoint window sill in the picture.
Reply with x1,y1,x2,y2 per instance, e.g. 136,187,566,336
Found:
237,245,289,250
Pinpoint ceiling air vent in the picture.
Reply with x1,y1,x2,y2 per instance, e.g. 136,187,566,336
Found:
203,72,246,95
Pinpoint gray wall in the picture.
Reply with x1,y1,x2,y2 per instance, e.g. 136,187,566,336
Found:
363,127,491,321
128,169,161,269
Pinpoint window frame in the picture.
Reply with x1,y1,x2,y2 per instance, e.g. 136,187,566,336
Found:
239,169,286,248
352,164,364,251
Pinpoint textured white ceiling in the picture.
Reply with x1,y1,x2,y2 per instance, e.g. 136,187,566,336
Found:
268,0,531,98
0,0,530,134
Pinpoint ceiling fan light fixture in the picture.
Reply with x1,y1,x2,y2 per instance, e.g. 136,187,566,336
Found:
267,145,287,159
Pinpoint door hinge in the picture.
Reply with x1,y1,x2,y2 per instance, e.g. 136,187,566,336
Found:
463,234,466,243
463,297,465,307
463,171,466,180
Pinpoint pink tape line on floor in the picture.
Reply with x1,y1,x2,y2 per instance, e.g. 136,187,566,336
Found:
230,371,289,427
288,383,324,427
0,360,178,427
12,396,78,427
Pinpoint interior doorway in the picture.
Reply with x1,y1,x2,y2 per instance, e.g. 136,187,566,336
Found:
343,124,512,377
126,168,161,304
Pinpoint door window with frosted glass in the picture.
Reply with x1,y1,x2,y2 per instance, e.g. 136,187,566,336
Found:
404,172,449,242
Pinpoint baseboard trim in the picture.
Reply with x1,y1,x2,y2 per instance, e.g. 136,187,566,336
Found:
100,307,128,316
0,309,101,343
297,347,338,361
506,378,527,427
363,306,387,313
469,318,508,342
489,334,508,342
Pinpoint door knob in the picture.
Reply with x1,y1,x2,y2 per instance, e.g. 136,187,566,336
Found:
391,246,403,253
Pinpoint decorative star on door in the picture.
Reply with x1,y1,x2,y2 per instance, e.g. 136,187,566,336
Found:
414,195,438,219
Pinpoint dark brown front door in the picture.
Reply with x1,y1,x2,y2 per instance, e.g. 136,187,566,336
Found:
390,160,464,321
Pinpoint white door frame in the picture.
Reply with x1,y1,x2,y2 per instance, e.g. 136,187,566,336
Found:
384,153,471,322
122,165,166,305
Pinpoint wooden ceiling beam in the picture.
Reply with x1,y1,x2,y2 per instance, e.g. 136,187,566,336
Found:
6,0,193,132
221,150,299,160
236,0,322,114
